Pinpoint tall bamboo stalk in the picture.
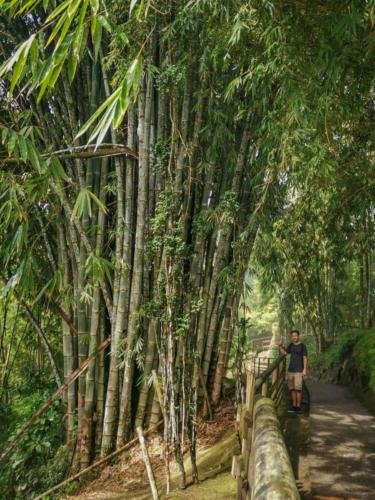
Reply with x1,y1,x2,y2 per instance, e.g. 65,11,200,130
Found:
117,75,153,446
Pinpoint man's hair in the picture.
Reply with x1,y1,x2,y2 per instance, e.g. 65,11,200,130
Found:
290,329,300,336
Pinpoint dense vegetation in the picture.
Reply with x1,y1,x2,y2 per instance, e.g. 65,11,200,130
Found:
311,328,375,392
0,1,374,498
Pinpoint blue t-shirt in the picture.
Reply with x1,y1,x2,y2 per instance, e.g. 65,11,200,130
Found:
286,342,307,373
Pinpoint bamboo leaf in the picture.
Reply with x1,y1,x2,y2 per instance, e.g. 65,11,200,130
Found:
67,49,78,82
18,136,28,161
0,264,24,299
1,127,9,143
46,12,69,48
0,35,35,90
75,86,120,139
91,15,102,61
9,47,27,93
72,188,92,219
46,0,74,22
26,141,41,171
88,100,117,145
50,1,80,52
48,58,66,89
36,34,73,101
77,56,142,145
129,0,139,14
29,36,39,74
34,269,63,304
0,200,13,226
36,73,52,103
28,60,49,94
7,131,18,154
48,156,69,181
113,93,130,129
16,0,41,15
90,0,99,14
78,24,89,60
89,108,115,145
67,0,81,17
88,188,107,213
97,15,128,44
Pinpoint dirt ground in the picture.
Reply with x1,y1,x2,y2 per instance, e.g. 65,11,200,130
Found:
66,401,238,500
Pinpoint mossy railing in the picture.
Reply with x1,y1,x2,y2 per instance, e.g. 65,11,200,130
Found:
232,354,300,499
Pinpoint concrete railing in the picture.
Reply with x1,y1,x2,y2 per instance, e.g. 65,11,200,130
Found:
232,354,300,499
250,398,300,499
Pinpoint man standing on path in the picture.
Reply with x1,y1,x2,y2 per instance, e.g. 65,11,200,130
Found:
276,330,308,414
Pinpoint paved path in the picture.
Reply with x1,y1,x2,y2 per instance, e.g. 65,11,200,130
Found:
307,381,375,500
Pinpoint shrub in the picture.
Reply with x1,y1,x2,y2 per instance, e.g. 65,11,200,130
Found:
0,392,69,499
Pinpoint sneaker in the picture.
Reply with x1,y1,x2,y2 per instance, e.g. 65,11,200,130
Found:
295,407,303,415
287,406,297,413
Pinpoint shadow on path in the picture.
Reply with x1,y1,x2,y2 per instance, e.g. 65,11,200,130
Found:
306,380,375,500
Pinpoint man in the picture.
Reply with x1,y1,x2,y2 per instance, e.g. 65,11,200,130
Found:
276,330,308,414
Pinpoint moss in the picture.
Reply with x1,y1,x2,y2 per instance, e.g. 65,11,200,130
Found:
166,470,237,499
127,429,239,500
311,328,375,393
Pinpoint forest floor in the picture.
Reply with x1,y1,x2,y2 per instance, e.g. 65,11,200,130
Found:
66,400,238,500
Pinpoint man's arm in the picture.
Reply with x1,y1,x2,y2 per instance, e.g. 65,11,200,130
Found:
303,356,308,376
275,339,288,356
303,344,308,376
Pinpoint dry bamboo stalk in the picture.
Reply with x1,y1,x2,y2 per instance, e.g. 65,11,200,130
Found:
137,426,160,500
1,146,139,164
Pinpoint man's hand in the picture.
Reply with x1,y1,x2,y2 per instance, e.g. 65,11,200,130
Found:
302,369,307,378
276,340,287,356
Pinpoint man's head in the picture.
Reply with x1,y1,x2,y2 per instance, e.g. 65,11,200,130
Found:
290,329,300,344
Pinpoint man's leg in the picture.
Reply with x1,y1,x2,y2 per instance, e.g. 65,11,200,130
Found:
291,390,297,407
296,390,302,408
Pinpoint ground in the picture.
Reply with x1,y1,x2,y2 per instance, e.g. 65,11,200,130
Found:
66,401,238,500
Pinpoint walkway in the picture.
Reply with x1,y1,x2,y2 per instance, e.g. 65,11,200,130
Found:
307,380,375,500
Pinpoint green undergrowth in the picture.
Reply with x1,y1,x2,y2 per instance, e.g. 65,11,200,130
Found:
311,328,375,392
0,392,69,499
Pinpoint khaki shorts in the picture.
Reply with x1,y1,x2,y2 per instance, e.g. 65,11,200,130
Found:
287,372,303,391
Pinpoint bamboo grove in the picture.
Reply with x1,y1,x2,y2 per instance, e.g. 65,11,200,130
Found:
0,0,265,480
0,0,374,492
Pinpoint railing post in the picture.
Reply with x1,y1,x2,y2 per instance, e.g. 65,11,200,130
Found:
246,370,255,416
271,365,278,386
261,380,267,397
